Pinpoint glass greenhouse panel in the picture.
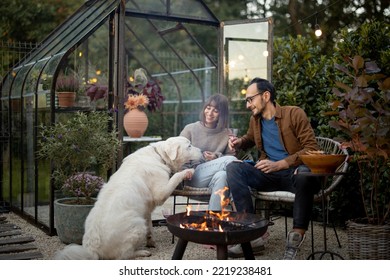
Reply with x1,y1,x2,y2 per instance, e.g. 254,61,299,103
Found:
126,0,218,23
124,17,218,103
0,70,15,99
23,60,48,98
22,92,36,211
38,54,65,109
23,0,117,65
10,65,33,99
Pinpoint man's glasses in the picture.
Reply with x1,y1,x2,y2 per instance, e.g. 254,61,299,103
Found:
245,92,263,104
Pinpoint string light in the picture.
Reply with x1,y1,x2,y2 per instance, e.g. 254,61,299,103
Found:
279,0,342,35
314,14,322,37
315,24,322,37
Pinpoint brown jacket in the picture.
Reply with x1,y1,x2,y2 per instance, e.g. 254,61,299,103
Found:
240,103,319,167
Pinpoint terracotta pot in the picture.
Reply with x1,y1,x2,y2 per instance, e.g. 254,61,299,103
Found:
57,91,76,107
123,109,149,138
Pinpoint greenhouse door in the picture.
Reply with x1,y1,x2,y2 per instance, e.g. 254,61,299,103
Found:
219,18,273,101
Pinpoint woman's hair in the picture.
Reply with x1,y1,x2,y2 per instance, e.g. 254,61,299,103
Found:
249,77,276,104
199,94,229,129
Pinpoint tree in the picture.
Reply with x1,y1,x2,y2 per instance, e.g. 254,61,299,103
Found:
0,0,80,43
265,0,390,53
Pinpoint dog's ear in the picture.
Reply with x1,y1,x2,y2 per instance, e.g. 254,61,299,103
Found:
166,144,179,161
163,136,190,161
151,138,180,161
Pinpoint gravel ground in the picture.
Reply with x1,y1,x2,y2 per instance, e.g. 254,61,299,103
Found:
1,211,349,260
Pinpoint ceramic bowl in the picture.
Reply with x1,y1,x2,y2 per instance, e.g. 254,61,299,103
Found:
299,153,347,174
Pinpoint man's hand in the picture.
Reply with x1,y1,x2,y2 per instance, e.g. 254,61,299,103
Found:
228,136,241,153
255,159,289,173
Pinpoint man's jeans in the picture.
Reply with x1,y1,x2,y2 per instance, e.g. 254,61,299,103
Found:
226,161,320,230
186,155,237,211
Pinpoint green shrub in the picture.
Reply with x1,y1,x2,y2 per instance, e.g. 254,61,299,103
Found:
37,111,120,189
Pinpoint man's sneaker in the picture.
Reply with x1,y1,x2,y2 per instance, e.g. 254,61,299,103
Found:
228,231,270,258
283,231,305,260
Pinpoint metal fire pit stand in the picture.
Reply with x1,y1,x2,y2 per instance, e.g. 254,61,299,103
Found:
298,173,344,260
172,239,255,260
166,212,268,260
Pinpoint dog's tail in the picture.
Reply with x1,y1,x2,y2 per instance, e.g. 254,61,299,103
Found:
53,244,98,260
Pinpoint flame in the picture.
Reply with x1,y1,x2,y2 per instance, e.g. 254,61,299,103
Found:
180,186,232,232
186,205,191,216
212,186,231,220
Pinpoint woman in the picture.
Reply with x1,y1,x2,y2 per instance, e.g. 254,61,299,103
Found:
180,94,237,211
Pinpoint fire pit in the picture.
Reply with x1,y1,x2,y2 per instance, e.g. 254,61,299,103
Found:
166,211,268,259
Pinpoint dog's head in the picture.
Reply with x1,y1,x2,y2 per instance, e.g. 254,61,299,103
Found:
151,136,202,172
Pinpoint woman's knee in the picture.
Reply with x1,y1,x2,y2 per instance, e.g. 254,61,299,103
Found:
224,155,237,162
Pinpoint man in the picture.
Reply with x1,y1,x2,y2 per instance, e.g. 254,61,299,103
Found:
227,78,320,259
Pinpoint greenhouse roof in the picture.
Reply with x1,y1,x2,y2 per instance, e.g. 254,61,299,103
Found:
1,0,220,103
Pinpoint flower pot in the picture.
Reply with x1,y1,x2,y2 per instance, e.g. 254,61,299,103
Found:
57,91,76,107
123,109,149,138
54,197,95,244
346,219,390,259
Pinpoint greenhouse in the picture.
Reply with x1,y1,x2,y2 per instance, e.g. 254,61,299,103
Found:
0,0,272,234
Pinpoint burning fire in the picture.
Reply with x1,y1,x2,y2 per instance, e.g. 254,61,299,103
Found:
180,186,231,232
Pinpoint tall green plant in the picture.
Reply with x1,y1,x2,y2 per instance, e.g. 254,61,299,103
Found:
37,112,121,189
272,35,336,136
329,55,390,225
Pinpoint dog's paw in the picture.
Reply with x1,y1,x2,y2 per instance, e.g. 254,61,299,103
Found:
181,168,195,180
135,249,152,258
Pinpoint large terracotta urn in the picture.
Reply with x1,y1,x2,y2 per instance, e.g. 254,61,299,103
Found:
123,109,149,138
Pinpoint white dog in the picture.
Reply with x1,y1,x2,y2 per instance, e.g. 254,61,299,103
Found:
54,136,202,260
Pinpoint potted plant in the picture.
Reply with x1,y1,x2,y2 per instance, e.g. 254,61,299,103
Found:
123,68,164,137
329,55,390,259
55,73,80,107
38,111,121,244
53,172,104,244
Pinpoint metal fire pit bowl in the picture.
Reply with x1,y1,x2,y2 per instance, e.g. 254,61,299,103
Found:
166,211,268,260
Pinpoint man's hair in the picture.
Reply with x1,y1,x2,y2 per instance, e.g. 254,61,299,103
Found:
199,93,229,129
249,78,276,103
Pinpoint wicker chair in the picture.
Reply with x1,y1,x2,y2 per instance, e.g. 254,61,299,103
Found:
171,152,253,215
171,186,212,214
252,136,349,250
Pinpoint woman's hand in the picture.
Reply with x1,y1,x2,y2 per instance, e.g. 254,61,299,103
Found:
203,151,217,161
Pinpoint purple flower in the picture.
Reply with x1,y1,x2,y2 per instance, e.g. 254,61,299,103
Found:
62,172,105,200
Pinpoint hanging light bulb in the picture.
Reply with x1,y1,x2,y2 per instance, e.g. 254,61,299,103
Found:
315,24,322,37
314,14,322,37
